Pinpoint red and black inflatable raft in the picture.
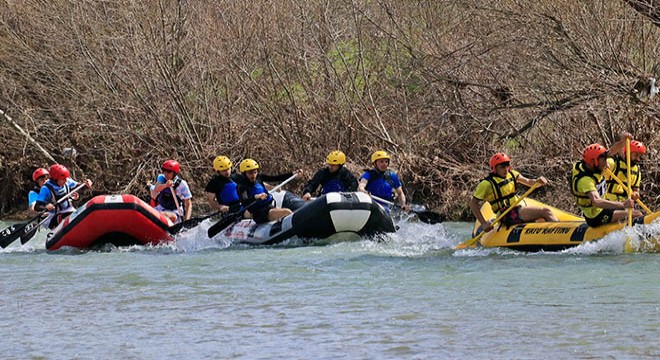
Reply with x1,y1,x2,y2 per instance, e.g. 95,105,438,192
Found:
46,195,174,251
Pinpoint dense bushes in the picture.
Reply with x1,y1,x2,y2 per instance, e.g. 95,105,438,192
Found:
1,0,658,219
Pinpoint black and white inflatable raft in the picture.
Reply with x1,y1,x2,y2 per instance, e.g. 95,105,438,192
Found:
218,191,396,245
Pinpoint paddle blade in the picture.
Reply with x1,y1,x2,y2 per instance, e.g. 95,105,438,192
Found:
455,234,483,250
20,221,41,245
0,220,31,248
414,210,444,225
207,213,241,238
169,218,202,235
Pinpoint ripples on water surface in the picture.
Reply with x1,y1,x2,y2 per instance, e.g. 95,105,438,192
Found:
1,219,658,359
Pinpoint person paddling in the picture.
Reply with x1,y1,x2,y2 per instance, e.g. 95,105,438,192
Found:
470,153,557,234
28,167,49,214
572,134,643,227
604,140,646,202
302,150,357,201
357,150,409,213
234,159,301,223
33,164,93,229
205,156,241,214
150,159,193,224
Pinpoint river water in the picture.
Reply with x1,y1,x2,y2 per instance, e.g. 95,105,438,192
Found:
0,219,658,359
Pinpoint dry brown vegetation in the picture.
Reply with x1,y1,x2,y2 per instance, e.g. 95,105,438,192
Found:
1,0,659,220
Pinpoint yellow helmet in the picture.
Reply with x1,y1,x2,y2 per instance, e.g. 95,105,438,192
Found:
326,150,346,165
370,150,391,164
213,156,232,171
239,158,260,173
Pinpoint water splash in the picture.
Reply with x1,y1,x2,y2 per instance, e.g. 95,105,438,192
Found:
3,217,657,256
563,220,660,255
174,218,232,252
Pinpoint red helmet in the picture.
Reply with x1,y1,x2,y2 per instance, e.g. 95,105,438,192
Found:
489,152,511,172
582,144,607,167
162,160,181,174
32,168,49,182
623,140,647,156
48,164,70,181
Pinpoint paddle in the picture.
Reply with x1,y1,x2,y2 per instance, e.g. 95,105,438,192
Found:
168,210,222,234
370,195,445,224
207,173,298,238
455,183,540,250
0,183,87,248
604,168,652,214
171,181,183,217
626,139,633,227
19,214,51,245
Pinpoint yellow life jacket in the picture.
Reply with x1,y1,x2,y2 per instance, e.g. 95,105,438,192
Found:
483,170,520,214
571,161,606,217
605,156,640,201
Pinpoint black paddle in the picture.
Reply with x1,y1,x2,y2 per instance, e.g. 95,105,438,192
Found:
206,206,252,239
371,195,445,224
168,210,222,235
0,183,87,248
207,173,299,238
19,215,51,245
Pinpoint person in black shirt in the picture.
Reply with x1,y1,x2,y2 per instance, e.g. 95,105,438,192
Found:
204,155,241,214
302,150,357,201
234,158,302,223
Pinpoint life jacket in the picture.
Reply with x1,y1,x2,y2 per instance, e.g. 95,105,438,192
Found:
571,161,606,212
236,174,273,211
364,169,396,201
482,170,519,213
214,175,242,212
605,156,640,201
322,167,356,194
322,176,345,194
155,177,183,211
43,181,74,214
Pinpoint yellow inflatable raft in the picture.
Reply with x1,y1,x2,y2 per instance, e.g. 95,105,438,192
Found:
469,198,660,252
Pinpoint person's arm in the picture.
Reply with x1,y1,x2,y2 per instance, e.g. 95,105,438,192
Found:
65,178,80,201
302,169,325,200
357,178,368,192
357,174,369,193
588,190,634,210
517,174,548,188
206,192,222,211
608,132,633,157
470,197,493,232
393,186,408,210
236,184,254,207
631,168,641,200
183,198,192,220
34,186,55,212
345,171,358,192
261,172,294,182
74,179,92,201
631,187,640,201
150,181,172,199
34,200,52,212
174,181,193,218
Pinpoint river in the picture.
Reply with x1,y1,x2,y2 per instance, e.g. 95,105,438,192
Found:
1,219,658,359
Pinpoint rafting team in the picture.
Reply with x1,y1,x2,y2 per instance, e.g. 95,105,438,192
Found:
27,150,409,230
28,133,647,234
